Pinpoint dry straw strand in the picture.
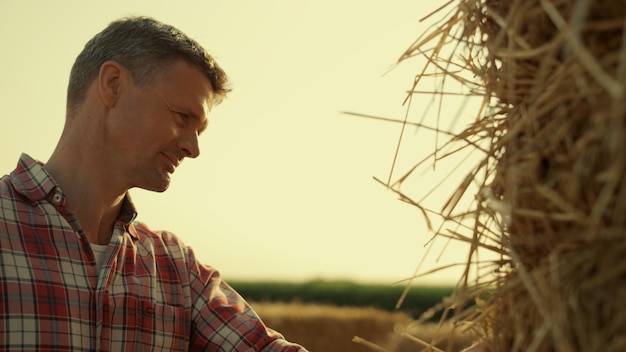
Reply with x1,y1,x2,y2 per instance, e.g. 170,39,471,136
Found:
380,0,626,350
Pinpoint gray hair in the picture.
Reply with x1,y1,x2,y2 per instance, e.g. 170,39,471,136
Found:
67,16,230,113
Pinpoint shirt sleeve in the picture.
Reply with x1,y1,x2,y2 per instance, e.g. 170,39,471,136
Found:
183,246,308,351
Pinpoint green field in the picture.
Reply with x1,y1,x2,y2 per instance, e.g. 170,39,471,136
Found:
230,280,456,320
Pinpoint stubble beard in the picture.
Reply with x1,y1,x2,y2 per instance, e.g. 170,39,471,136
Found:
134,161,173,193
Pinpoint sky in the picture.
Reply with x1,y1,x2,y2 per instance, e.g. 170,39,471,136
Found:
0,1,487,285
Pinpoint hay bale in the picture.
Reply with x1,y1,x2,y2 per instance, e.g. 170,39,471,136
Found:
385,322,475,352
387,0,626,350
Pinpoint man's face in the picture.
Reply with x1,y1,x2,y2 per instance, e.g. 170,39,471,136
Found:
108,60,213,192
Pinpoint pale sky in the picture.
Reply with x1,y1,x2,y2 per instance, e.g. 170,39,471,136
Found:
0,1,486,285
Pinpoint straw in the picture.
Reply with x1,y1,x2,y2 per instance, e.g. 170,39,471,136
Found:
375,0,626,350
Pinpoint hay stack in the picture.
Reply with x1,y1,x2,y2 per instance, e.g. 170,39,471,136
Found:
390,0,626,351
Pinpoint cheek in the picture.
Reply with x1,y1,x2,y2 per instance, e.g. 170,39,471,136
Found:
145,120,182,150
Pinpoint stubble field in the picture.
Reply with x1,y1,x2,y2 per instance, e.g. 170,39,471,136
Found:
251,302,475,352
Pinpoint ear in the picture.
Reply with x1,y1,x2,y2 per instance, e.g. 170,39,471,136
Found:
98,61,125,108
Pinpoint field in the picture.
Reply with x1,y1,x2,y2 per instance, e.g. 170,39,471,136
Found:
231,281,476,352
251,302,475,352
231,280,457,320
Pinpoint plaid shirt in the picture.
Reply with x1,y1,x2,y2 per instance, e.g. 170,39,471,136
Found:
0,154,307,352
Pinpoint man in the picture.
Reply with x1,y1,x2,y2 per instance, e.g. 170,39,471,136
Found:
0,16,307,351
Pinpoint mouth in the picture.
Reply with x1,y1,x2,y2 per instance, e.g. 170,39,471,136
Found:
161,152,181,173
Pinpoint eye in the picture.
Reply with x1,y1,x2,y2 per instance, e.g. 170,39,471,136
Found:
172,111,189,124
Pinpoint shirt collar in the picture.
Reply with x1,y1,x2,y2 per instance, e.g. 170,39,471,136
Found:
10,153,58,202
119,194,139,240
9,153,140,239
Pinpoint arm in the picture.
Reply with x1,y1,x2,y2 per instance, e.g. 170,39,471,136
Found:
184,248,308,351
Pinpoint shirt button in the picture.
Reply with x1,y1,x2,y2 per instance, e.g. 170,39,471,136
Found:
52,192,63,204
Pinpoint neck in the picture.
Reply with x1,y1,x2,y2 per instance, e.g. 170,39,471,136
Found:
45,132,126,245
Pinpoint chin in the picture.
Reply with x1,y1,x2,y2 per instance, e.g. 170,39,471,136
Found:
134,169,174,192
140,177,172,193
151,186,170,193
152,181,171,193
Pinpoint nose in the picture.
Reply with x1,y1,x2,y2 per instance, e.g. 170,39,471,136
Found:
178,132,200,158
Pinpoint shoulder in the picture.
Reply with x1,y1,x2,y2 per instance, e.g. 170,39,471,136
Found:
128,221,223,292
128,221,206,270
132,221,183,242
0,175,18,228
0,171,37,223
0,169,18,198
131,221,188,253
0,174,14,198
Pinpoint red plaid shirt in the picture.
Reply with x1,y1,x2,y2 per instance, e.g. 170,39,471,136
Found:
0,154,307,351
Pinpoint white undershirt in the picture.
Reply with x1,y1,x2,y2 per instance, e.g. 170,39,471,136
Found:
90,243,109,270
